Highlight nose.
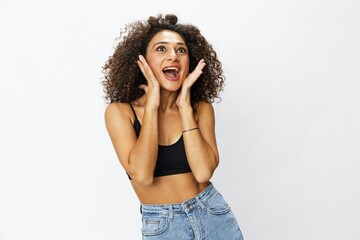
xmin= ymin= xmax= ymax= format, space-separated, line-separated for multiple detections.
xmin=167 ymin=49 xmax=178 ymax=62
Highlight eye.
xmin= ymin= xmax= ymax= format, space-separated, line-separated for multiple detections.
xmin=156 ymin=46 xmax=166 ymax=52
xmin=177 ymin=47 xmax=187 ymax=54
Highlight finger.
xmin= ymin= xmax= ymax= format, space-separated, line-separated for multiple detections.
xmin=184 ymin=59 xmax=206 ymax=87
xmin=192 ymin=59 xmax=206 ymax=76
xmin=137 ymin=60 xmax=146 ymax=78
xmin=137 ymin=56 xmax=148 ymax=79
xmin=137 ymin=55 xmax=157 ymax=85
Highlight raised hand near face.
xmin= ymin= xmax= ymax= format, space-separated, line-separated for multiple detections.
xmin=176 ymin=59 xmax=206 ymax=110
xmin=137 ymin=55 xmax=160 ymax=108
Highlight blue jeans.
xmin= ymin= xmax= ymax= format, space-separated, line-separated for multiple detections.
xmin=140 ymin=183 xmax=244 ymax=239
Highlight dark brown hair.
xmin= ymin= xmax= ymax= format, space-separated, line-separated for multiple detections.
xmin=102 ymin=14 xmax=225 ymax=106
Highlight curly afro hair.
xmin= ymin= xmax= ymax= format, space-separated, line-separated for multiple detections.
xmin=102 ymin=14 xmax=225 ymax=107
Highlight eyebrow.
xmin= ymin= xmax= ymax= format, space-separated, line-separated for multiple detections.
xmin=152 ymin=41 xmax=187 ymax=49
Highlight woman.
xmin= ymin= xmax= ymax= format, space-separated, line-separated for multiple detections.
xmin=102 ymin=14 xmax=244 ymax=239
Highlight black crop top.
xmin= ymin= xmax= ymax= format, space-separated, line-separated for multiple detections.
xmin=127 ymin=105 xmax=192 ymax=180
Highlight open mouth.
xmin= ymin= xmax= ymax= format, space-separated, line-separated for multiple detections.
xmin=162 ymin=67 xmax=179 ymax=79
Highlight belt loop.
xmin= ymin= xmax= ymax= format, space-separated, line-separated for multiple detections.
xmin=168 ymin=204 xmax=174 ymax=221
xmin=140 ymin=205 xmax=142 ymax=214
xmin=195 ymin=195 xmax=206 ymax=210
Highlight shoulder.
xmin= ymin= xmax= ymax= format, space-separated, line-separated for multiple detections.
xmin=194 ymin=101 xmax=215 ymax=121
xmin=105 ymin=102 xmax=134 ymax=127
xmin=195 ymin=101 xmax=214 ymax=114
xmin=105 ymin=102 xmax=130 ymax=116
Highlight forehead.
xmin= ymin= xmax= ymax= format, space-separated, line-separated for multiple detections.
xmin=148 ymin=30 xmax=186 ymax=46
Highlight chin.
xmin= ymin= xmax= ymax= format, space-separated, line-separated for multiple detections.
xmin=160 ymin=81 xmax=182 ymax=92
xmin=165 ymin=86 xmax=181 ymax=92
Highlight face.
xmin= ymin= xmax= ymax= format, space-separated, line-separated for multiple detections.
xmin=145 ymin=30 xmax=190 ymax=91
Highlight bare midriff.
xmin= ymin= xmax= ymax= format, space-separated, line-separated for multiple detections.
xmin=130 ymin=173 xmax=210 ymax=204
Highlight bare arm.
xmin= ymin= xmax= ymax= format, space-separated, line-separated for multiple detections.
xmin=180 ymin=102 xmax=219 ymax=183
xmin=104 ymin=103 xmax=158 ymax=186
xmin=105 ymin=55 xmax=160 ymax=186
xmin=176 ymin=59 xmax=219 ymax=183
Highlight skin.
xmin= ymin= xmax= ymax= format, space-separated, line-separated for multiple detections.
xmin=105 ymin=30 xmax=219 ymax=204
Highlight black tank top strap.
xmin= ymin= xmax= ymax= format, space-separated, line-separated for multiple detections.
xmin=129 ymin=103 xmax=138 ymax=120
xmin=130 ymin=103 xmax=141 ymax=137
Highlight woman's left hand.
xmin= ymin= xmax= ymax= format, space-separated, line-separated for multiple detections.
xmin=176 ymin=59 xmax=206 ymax=110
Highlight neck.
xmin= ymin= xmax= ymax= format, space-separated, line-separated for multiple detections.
xmin=159 ymin=89 xmax=179 ymax=112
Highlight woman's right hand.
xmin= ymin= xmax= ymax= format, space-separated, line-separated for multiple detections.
xmin=137 ymin=55 xmax=160 ymax=109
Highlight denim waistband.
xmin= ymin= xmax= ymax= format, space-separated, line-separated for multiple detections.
xmin=140 ymin=182 xmax=216 ymax=215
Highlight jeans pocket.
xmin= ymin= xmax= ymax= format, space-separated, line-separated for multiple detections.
xmin=204 ymin=191 xmax=231 ymax=215
xmin=141 ymin=215 xmax=169 ymax=237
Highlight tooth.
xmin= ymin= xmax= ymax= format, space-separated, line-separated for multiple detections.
xmin=164 ymin=67 xmax=178 ymax=71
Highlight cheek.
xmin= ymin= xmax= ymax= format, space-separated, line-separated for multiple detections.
xmin=146 ymin=57 xmax=159 ymax=72
xmin=146 ymin=55 xmax=155 ymax=66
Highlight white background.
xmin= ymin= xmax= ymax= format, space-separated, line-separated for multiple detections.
xmin=0 ymin=0 xmax=359 ymax=239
